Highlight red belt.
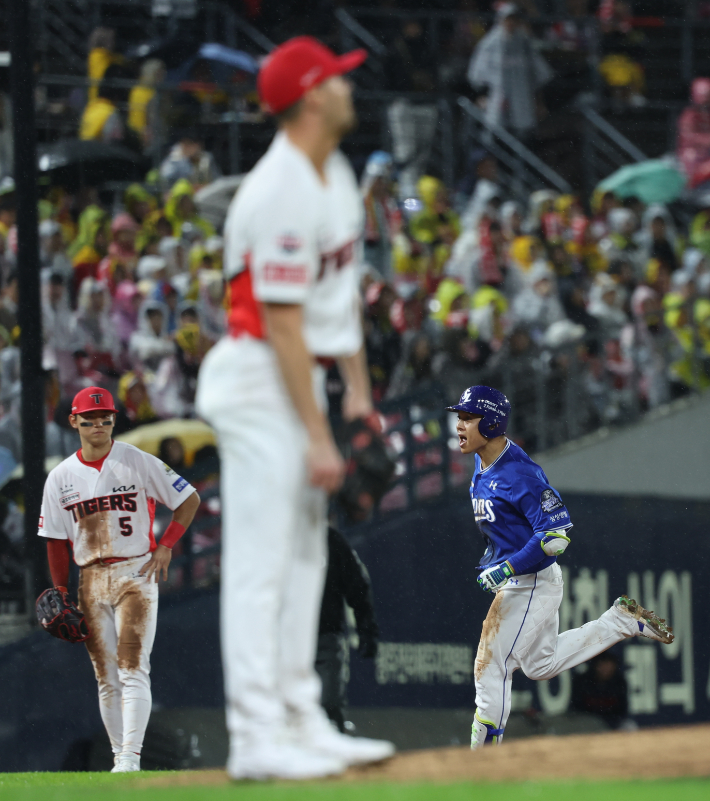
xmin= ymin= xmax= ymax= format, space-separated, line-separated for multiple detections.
xmin=315 ymin=356 xmax=336 ymax=370
xmin=83 ymin=554 xmax=146 ymax=567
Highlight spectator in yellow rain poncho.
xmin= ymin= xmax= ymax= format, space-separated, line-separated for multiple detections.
xmin=395 ymin=177 xmax=460 ymax=291
xmin=124 ymin=183 xmax=158 ymax=227
xmin=598 ymin=54 xmax=645 ymax=107
xmin=164 ymin=179 xmax=216 ymax=240
xmin=118 ymin=371 xmax=159 ymax=425
xmin=509 ymin=234 xmax=543 ymax=273
xmin=663 ymin=275 xmax=710 ymax=391
xmin=470 ymin=285 xmax=509 ymax=347
xmin=690 ymin=208 xmax=710 ymax=259
xmin=128 ymin=60 xmax=166 ymax=152
xmin=68 ymin=205 xmax=110 ymax=297
xmin=80 ymin=64 xmax=130 ymax=143
xmin=429 ymin=278 xmax=469 ymax=328
xmin=87 ymin=27 xmax=122 ymax=101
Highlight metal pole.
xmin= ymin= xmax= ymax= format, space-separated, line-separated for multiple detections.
xmin=565 ymin=346 xmax=578 ymax=441
xmin=681 ymin=3 xmax=696 ymax=86
xmin=440 ymin=98 xmax=455 ymax=193
xmin=535 ymin=363 xmax=548 ymax=452
xmin=9 ymin=0 xmax=47 ymax=611
xmin=404 ymin=407 xmax=415 ymax=509
xmin=582 ymin=108 xmax=595 ymax=209
xmin=229 ymin=112 xmax=241 ymax=175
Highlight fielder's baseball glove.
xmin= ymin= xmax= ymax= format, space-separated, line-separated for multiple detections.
xmin=36 ymin=587 xmax=91 ymax=643
xmin=336 ymin=414 xmax=396 ymax=523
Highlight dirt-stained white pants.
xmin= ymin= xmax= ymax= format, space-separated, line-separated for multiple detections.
xmin=473 ymin=563 xmax=639 ymax=741
xmin=196 ymin=336 xmax=328 ymax=745
xmin=78 ymin=553 xmax=158 ymax=756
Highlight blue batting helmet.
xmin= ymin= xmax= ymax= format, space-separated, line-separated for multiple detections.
xmin=445 ymin=385 xmax=511 ymax=438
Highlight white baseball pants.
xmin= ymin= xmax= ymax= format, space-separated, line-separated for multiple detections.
xmin=78 ymin=553 xmax=158 ymax=756
xmin=473 ymin=562 xmax=638 ymax=742
xmin=196 ymin=335 xmax=328 ymax=743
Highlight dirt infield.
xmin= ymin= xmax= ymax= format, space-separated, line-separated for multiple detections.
xmin=345 ymin=724 xmax=710 ymax=783
xmin=138 ymin=724 xmax=710 ymax=786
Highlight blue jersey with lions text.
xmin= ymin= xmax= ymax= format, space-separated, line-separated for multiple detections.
xmin=470 ymin=439 xmax=572 ymax=574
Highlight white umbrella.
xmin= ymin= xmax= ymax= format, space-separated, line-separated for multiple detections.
xmin=194 ymin=175 xmax=243 ymax=232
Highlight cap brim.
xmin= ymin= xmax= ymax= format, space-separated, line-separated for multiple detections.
xmin=73 ymin=407 xmax=118 ymax=415
xmin=336 ymin=49 xmax=368 ymax=75
xmin=445 ymin=404 xmax=466 ymax=412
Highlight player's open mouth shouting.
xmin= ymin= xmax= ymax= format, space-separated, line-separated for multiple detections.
xmin=455 ymin=411 xmax=486 ymax=455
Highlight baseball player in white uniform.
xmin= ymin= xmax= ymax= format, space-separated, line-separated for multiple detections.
xmin=196 ymin=36 xmax=394 ymax=780
xmin=38 ymin=386 xmax=200 ymax=772
xmin=447 ymin=385 xmax=675 ymax=750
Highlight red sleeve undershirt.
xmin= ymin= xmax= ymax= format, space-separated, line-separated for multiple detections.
xmin=47 ymin=538 xmax=71 ymax=589
xmin=47 ymin=447 xmax=110 ymax=588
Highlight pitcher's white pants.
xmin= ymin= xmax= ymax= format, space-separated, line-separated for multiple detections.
xmin=78 ymin=554 xmax=158 ymax=756
xmin=474 ymin=563 xmax=638 ymax=735
xmin=196 ymin=336 xmax=328 ymax=741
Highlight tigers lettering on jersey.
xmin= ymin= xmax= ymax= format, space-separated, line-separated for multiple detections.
xmin=64 ymin=492 xmax=138 ymax=522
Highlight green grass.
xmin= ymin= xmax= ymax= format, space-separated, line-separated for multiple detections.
xmin=0 ymin=774 xmax=709 ymax=801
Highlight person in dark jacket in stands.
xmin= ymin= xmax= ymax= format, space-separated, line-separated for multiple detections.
xmin=316 ymin=527 xmax=380 ymax=732
xmin=571 ymin=650 xmax=630 ymax=730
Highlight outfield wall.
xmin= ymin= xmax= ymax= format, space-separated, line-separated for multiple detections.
xmin=348 ymin=493 xmax=709 ymax=722
xmin=1 ymin=492 xmax=708 ymax=771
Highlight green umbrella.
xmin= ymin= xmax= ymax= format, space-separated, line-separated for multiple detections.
xmin=598 ymin=159 xmax=687 ymax=204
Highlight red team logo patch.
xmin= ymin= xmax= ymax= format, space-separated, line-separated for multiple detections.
xmin=263 ymin=263 xmax=308 ymax=284
xmin=38 ymin=516 xmax=43 ymax=528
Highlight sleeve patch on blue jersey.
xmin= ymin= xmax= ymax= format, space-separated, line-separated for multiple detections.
xmin=540 ymin=489 xmax=563 ymax=513
xmin=173 ymin=476 xmax=189 ymax=492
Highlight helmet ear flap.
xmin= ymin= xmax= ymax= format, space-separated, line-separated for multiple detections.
xmin=482 ymin=416 xmax=498 ymax=438
xmin=481 ymin=409 xmax=506 ymax=438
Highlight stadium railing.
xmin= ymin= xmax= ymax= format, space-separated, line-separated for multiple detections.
xmin=579 ymin=105 xmax=648 ymax=195
xmin=35 ymin=0 xmax=273 ymax=75
xmin=458 ymin=96 xmax=572 ymax=203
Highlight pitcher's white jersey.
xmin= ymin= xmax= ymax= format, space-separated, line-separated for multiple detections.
xmin=223 ymin=130 xmax=364 ymax=358
xmin=37 ymin=440 xmax=196 ymax=566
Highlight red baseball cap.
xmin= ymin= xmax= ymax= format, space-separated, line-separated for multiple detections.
xmin=71 ymin=387 xmax=118 ymax=416
xmin=258 ymin=36 xmax=367 ymax=115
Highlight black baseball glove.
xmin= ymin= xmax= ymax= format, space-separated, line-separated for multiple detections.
xmin=336 ymin=414 xmax=396 ymax=523
xmin=36 ymin=587 xmax=91 ymax=643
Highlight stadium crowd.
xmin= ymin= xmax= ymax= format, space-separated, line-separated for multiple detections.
xmin=0 ymin=140 xmax=707 ymax=463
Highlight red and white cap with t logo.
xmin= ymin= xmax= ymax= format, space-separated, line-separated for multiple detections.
xmin=71 ymin=386 xmax=118 ymax=415
xmin=258 ymin=36 xmax=367 ymax=115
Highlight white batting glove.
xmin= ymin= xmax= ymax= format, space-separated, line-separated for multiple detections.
xmin=477 ymin=561 xmax=515 ymax=593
